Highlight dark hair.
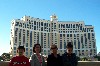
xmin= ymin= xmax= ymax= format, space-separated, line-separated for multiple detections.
xmin=66 ymin=42 xmax=73 ymax=49
xmin=33 ymin=44 xmax=41 ymax=53
xmin=17 ymin=46 xmax=25 ymax=52
xmin=50 ymin=44 xmax=57 ymax=50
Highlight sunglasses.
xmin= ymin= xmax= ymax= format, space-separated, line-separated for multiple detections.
xmin=68 ymin=50 xmax=72 ymax=51
xmin=51 ymin=47 xmax=57 ymax=49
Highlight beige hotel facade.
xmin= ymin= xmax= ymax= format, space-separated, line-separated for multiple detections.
xmin=10 ymin=14 xmax=97 ymax=58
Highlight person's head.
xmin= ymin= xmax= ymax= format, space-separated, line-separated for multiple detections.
xmin=33 ymin=44 xmax=41 ymax=53
xmin=66 ymin=42 xmax=73 ymax=54
xmin=17 ymin=46 xmax=25 ymax=56
xmin=50 ymin=44 xmax=58 ymax=54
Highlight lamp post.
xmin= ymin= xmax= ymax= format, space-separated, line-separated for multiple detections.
xmin=10 ymin=55 xmax=12 ymax=60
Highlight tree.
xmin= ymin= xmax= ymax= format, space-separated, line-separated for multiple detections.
xmin=0 ymin=56 xmax=4 ymax=61
xmin=94 ymin=55 xmax=100 ymax=61
xmin=1 ymin=53 xmax=10 ymax=61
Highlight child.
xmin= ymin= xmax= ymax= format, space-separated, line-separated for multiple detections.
xmin=62 ymin=42 xmax=78 ymax=66
xmin=9 ymin=46 xmax=30 ymax=66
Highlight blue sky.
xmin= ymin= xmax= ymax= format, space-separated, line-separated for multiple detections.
xmin=0 ymin=0 xmax=100 ymax=55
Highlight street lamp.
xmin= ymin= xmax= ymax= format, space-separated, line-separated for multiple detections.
xmin=10 ymin=55 xmax=12 ymax=60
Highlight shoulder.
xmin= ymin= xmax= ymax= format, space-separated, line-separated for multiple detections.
xmin=31 ymin=54 xmax=36 ymax=59
xmin=57 ymin=54 xmax=61 ymax=56
xmin=71 ymin=53 xmax=77 ymax=59
xmin=10 ymin=56 xmax=18 ymax=62
xmin=31 ymin=54 xmax=36 ymax=57
xmin=62 ymin=52 xmax=67 ymax=56
xmin=11 ymin=56 xmax=16 ymax=60
xmin=72 ymin=53 xmax=76 ymax=56
xmin=48 ymin=54 xmax=52 ymax=57
xmin=57 ymin=54 xmax=61 ymax=58
xmin=12 ymin=56 xmax=19 ymax=59
xmin=48 ymin=54 xmax=53 ymax=58
xmin=24 ymin=56 xmax=29 ymax=60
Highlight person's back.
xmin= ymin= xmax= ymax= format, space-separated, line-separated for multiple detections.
xmin=9 ymin=46 xmax=30 ymax=66
xmin=62 ymin=42 xmax=78 ymax=66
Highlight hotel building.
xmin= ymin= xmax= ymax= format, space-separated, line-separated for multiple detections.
xmin=10 ymin=14 xmax=97 ymax=58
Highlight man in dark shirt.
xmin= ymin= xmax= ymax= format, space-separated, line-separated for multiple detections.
xmin=62 ymin=42 xmax=78 ymax=66
xmin=47 ymin=44 xmax=62 ymax=66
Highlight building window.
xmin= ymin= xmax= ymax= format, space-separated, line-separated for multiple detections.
xmin=91 ymin=30 xmax=94 ymax=32
xmin=19 ymin=42 xmax=21 ymax=45
xmin=37 ymin=22 xmax=38 ymax=26
xmin=84 ymin=33 xmax=86 ymax=36
xmin=80 ymin=26 xmax=82 ymax=30
xmin=60 ymin=42 xmax=62 ymax=49
xmin=14 ymin=47 xmax=16 ymax=50
xmin=30 ymin=52 xmax=32 ymax=57
xmin=60 ymin=34 xmax=62 ymax=37
xmin=26 ymin=48 xmax=28 ymax=51
xmin=63 ymin=34 xmax=65 ymax=37
xmin=26 ymin=43 xmax=28 ymax=47
xmin=26 ymin=52 xmax=28 ymax=56
xmin=70 ymin=34 xmax=72 ymax=37
xmin=92 ymin=33 xmax=94 ymax=37
xmin=70 ymin=31 xmax=72 ymax=33
xmin=74 ymin=34 xmax=76 ymax=37
xmin=73 ymin=24 xmax=75 ymax=28
xmin=41 ymin=22 xmax=43 ymax=26
xmin=20 ymin=23 xmax=22 ymax=27
xmin=25 ymin=24 xmax=26 ymax=28
xmin=14 ymin=51 xmax=16 ymax=53
xmin=15 ymin=37 xmax=17 ymax=43
xmin=78 ymin=40 xmax=80 ymax=49
xmin=23 ymin=35 xmax=25 ymax=44
xmin=74 ymin=40 xmax=76 ymax=49
xmin=15 ymin=22 xmax=19 ymax=26
xmin=67 ymin=34 xmax=69 ymax=37
xmin=30 ymin=31 xmax=32 ymax=47
xmin=88 ymin=33 xmax=90 ymax=40
xmin=44 ymin=23 xmax=46 ymax=26
xmin=27 ymin=19 xmax=28 ymax=21
xmin=34 ymin=21 xmax=36 ymax=25
xmin=71 ymin=24 xmax=72 ymax=28
xmin=93 ymin=42 xmax=95 ymax=48
xmin=64 ymin=42 xmax=66 ymax=49
xmin=59 ymin=24 xmax=60 ymax=28
xmin=81 ymin=36 xmax=83 ymax=43
xmin=75 ymin=50 xmax=77 ymax=55
xmin=34 ymin=26 xmax=36 ymax=30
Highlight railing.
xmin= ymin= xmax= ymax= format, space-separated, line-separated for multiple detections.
xmin=0 ymin=61 xmax=100 ymax=66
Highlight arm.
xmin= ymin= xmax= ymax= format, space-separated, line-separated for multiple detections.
xmin=71 ymin=54 xmax=78 ymax=66
xmin=62 ymin=55 xmax=71 ymax=66
xmin=59 ymin=56 xmax=63 ymax=66
xmin=47 ymin=55 xmax=51 ymax=66
xmin=30 ymin=55 xmax=35 ymax=66
xmin=26 ymin=58 xmax=30 ymax=66
xmin=42 ymin=56 xmax=46 ymax=66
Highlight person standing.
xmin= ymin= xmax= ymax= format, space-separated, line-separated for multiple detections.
xmin=9 ymin=45 xmax=30 ymax=66
xmin=62 ymin=42 xmax=78 ymax=66
xmin=47 ymin=44 xmax=62 ymax=66
xmin=30 ymin=44 xmax=46 ymax=66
